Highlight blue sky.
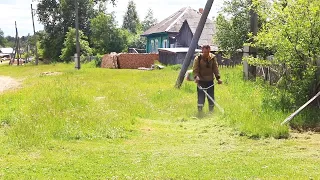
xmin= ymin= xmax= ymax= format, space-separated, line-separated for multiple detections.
xmin=0 ymin=0 xmax=224 ymax=37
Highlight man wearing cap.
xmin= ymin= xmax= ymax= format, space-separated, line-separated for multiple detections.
xmin=193 ymin=45 xmax=222 ymax=113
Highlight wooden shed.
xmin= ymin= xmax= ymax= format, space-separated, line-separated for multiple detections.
xmin=158 ymin=48 xmax=202 ymax=65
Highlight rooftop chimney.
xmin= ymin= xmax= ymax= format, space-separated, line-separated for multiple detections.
xmin=199 ymin=8 xmax=204 ymax=14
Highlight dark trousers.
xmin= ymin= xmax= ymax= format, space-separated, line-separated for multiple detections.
xmin=197 ymin=81 xmax=214 ymax=110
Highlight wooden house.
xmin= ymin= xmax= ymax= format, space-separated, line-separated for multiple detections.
xmin=141 ymin=7 xmax=217 ymax=54
xmin=0 ymin=48 xmax=14 ymax=59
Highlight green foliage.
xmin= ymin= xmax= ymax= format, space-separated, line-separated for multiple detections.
xmin=36 ymin=0 xmax=116 ymax=61
xmin=215 ymin=0 xmax=250 ymax=54
xmin=90 ymin=13 xmax=129 ymax=54
xmin=94 ymin=53 xmax=104 ymax=67
xmin=142 ymin=8 xmax=158 ymax=31
xmin=21 ymin=52 xmax=31 ymax=60
xmin=243 ymin=56 xmax=272 ymax=66
xmin=37 ymin=41 xmax=45 ymax=59
xmin=4 ymin=36 xmax=15 ymax=48
xmin=252 ymin=0 xmax=320 ymax=111
xmin=0 ymin=29 xmax=5 ymax=47
xmin=127 ymin=30 xmax=146 ymax=49
xmin=122 ymin=0 xmax=141 ymax=34
xmin=60 ymin=28 xmax=92 ymax=62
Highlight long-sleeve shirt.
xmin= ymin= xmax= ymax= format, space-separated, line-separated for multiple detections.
xmin=192 ymin=53 xmax=220 ymax=82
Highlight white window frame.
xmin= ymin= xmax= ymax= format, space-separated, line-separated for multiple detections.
xmin=163 ymin=39 xmax=168 ymax=48
xmin=155 ymin=39 xmax=159 ymax=52
xmin=151 ymin=40 xmax=155 ymax=52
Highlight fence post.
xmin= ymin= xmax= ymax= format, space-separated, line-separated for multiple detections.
xmin=243 ymin=46 xmax=249 ymax=80
xmin=74 ymin=54 xmax=79 ymax=69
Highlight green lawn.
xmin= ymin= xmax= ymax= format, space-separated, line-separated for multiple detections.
xmin=0 ymin=63 xmax=319 ymax=179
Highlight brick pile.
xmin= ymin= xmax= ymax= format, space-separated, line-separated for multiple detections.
xmin=101 ymin=53 xmax=118 ymax=69
xmin=101 ymin=53 xmax=159 ymax=69
xmin=117 ymin=53 xmax=158 ymax=69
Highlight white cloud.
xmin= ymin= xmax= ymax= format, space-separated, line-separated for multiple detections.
xmin=0 ymin=0 xmax=42 ymax=37
xmin=0 ymin=0 xmax=224 ymax=36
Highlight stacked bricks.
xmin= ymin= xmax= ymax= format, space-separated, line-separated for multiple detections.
xmin=101 ymin=52 xmax=118 ymax=69
xmin=117 ymin=53 xmax=158 ymax=69
xmin=101 ymin=53 xmax=159 ymax=69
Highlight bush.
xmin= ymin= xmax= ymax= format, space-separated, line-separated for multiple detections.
xmin=94 ymin=54 xmax=104 ymax=67
xmin=60 ymin=28 xmax=92 ymax=62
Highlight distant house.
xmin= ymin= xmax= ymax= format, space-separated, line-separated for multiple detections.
xmin=0 ymin=48 xmax=14 ymax=59
xmin=141 ymin=7 xmax=217 ymax=54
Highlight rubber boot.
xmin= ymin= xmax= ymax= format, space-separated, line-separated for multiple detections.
xmin=197 ymin=106 xmax=204 ymax=118
xmin=209 ymin=105 xmax=214 ymax=113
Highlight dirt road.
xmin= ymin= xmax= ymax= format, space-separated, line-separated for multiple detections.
xmin=0 ymin=76 xmax=20 ymax=93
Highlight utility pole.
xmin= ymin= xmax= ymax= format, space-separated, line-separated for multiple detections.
xmin=75 ymin=0 xmax=81 ymax=70
xmin=243 ymin=0 xmax=258 ymax=80
xmin=14 ymin=21 xmax=20 ymax=66
xmin=27 ymin=33 xmax=30 ymax=63
xmin=175 ymin=0 xmax=214 ymax=88
xmin=11 ymin=23 xmax=18 ymax=65
xmin=18 ymin=35 xmax=21 ymax=66
xmin=31 ymin=4 xmax=39 ymax=65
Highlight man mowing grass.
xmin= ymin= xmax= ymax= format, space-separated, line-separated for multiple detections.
xmin=193 ymin=45 xmax=222 ymax=113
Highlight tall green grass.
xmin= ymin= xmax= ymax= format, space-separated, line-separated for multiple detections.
xmin=0 ymin=63 xmax=290 ymax=148
xmin=218 ymin=67 xmax=289 ymax=138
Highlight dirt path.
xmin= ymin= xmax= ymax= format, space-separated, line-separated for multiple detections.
xmin=0 ymin=76 xmax=20 ymax=93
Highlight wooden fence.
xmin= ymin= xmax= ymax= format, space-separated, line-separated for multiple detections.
xmin=215 ymin=52 xmax=243 ymax=68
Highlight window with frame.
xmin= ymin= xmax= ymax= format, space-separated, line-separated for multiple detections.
xmin=151 ymin=40 xmax=155 ymax=52
xmin=155 ymin=39 xmax=159 ymax=52
xmin=163 ymin=39 xmax=168 ymax=48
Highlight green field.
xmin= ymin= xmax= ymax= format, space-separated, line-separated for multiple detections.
xmin=0 ymin=63 xmax=319 ymax=179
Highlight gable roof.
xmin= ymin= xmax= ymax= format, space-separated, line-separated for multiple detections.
xmin=142 ymin=7 xmax=216 ymax=46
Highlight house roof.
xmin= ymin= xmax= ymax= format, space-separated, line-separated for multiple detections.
xmin=0 ymin=48 xmax=14 ymax=54
xmin=142 ymin=7 xmax=216 ymax=46
xmin=158 ymin=47 xmax=202 ymax=53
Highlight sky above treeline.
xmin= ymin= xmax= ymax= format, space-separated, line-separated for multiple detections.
xmin=0 ymin=0 xmax=224 ymax=37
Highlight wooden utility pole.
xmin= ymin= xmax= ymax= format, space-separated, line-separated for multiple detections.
xmin=244 ymin=0 xmax=258 ymax=80
xmin=175 ymin=0 xmax=214 ymax=88
xmin=27 ymin=33 xmax=30 ymax=63
xmin=249 ymin=1 xmax=258 ymax=79
xmin=31 ymin=4 xmax=39 ymax=65
xmin=18 ymin=36 xmax=21 ymax=66
xmin=11 ymin=23 xmax=18 ymax=65
xmin=75 ymin=0 xmax=81 ymax=70
xmin=14 ymin=21 xmax=20 ymax=66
